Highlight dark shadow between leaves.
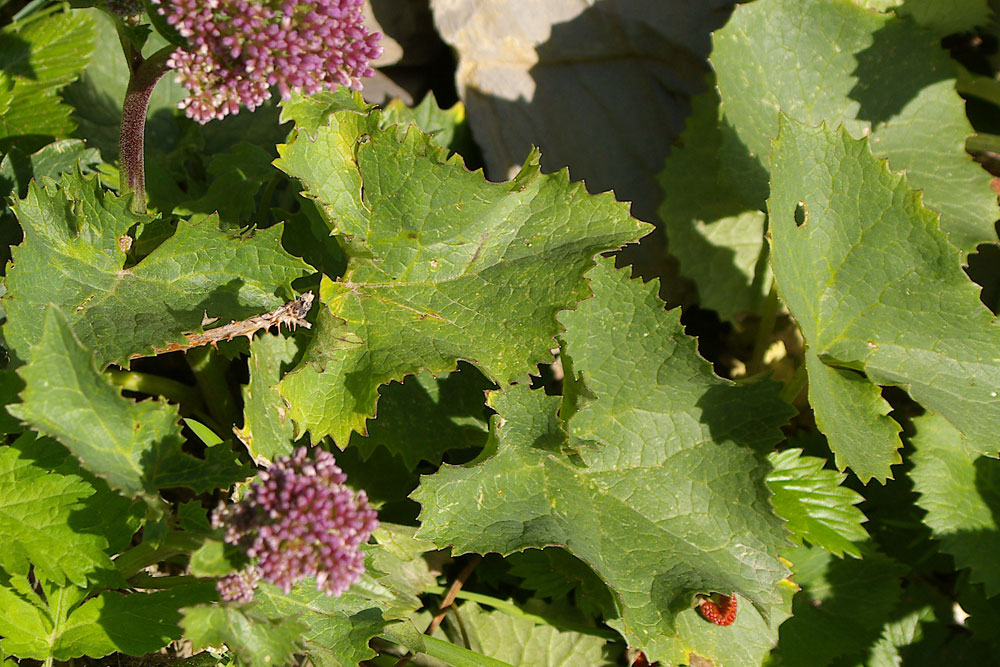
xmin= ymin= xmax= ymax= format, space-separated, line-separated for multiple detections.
xmin=349 ymin=361 xmax=495 ymax=468
xmin=849 ymin=19 xmax=952 ymax=125
xmin=0 ymin=33 xmax=36 ymax=80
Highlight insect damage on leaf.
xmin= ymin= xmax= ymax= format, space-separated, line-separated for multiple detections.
xmin=131 ymin=292 xmax=314 ymax=359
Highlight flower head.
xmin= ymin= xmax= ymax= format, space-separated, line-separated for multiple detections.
xmin=212 ymin=446 xmax=378 ymax=601
xmin=151 ymin=0 xmax=382 ymax=123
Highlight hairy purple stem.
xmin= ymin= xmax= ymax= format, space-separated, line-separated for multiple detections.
xmin=119 ymin=45 xmax=172 ymax=213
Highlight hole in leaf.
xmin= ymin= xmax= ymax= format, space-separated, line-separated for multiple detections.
xmin=794 ymin=200 xmax=807 ymax=227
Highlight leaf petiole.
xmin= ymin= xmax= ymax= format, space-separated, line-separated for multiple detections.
xmin=114 ymin=531 xmax=206 ymax=579
xmin=107 ymin=368 xmax=202 ymax=406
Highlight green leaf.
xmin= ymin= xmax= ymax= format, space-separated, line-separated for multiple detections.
xmin=896 ymin=0 xmax=993 ymax=36
xmin=414 ymin=260 xmax=793 ymax=663
xmin=774 ymin=545 xmax=905 ymax=666
xmin=249 ymin=582 xmax=387 ymax=667
xmin=189 ymin=538 xmax=241 ymax=578
xmin=7 ymin=431 xmax=143 ymax=554
xmin=275 ymin=91 xmax=648 ymax=444
xmin=831 ymin=596 xmax=938 ymax=667
xmin=0 ymin=12 xmax=97 ymax=148
xmin=766 ymin=448 xmax=869 ymax=558
xmin=712 ymin=0 xmax=998 ymax=255
xmin=184 ymin=418 xmax=224 ymax=447
xmin=433 ymin=601 xmax=614 ymax=667
xmin=767 ymin=119 xmax=1000 ymax=480
xmin=26 ymin=138 xmax=101 ymax=181
xmin=800 ymin=352 xmax=902 ymax=484
xmin=9 ymin=306 xmax=248 ymax=505
xmin=644 ymin=581 xmax=797 ymax=667
xmin=4 ymin=170 xmax=312 ymax=366
xmin=0 ymin=575 xmax=215 ymax=661
xmin=349 ymin=364 xmax=493 ymax=469
xmin=506 ymin=548 xmax=617 ymax=618
xmin=182 ymin=605 xmax=306 ymax=667
xmin=247 ymin=530 xmax=434 ymax=666
xmin=0 ymin=434 xmax=117 ymax=586
xmin=173 ymin=142 xmax=276 ymax=227
xmin=910 ymin=413 xmax=1000 ymax=596
xmin=235 ymin=332 xmax=303 ymax=465
xmin=658 ymin=83 xmax=770 ymax=323
xmin=381 ymin=91 xmax=476 ymax=158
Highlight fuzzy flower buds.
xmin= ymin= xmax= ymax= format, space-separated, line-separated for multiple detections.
xmin=151 ymin=0 xmax=383 ymax=123
xmin=212 ymin=447 xmax=378 ymax=602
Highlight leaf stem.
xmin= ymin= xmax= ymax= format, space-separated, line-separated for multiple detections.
xmin=418 ymin=635 xmax=515 ymax=667
xmin=421 ymin=585 xmax=620 ymax=640
xmin=114 ymin=531 xmax=205 ymax=579
xmin=425 ymin=555 xmax=481 ymax=636
xmin=747 ymin=284 xmax=779 ymax=376
xmin=127 ymin=573 xmax=200 ymax=589
xmin=107 ymin=368 xmax=202 ymax=405
xmin=955 ymin=63 xmax=1000 ymax=108
xmin=11 ymin=0 xmax=57 ymax=23
xmin=187 ymin=347 xmax=240 ymax=430
xmin=118 ymin=43 xmax=173 ymax=214
xmin=779 ymin=363 xmax=808 ymax=404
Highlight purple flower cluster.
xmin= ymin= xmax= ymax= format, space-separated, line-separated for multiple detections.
xmin=211 ymin=447 xmax=378 ymax=601
xmin=216 ymin=567 xmax=260 ymax=603
xmin=151 ymin=0 xmax=382 ymax=123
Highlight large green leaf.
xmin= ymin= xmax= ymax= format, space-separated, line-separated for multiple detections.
xmin=274 ymin=91 xmax=648 ymax=445
xmin=381 ymin=91 xmax=476 ymax=159
xmin=767 ymin=119 xmax=1000 ymax=481
xmin=774 ymin=545 xmax=905 ymax=666
xmin=181 ymin=605 xmax=306 ymax=667
xmin=6 ymin=431 xmax=142 ymax=554
xmin=9 ymin=306 xmax=248 ymax=505
xmin=910 ymin=413 xmax=1000 ymax=596
xmin=0 ymin=576 xmax=214 ymax=661
xmin=766 ymin=448 xmax=869 ymax=558
xmin=414 ymin=260 xmax=793 ymax=664
xmin=0 ymin=435 xmax=116 ymax=586
xmin=235 ymin=332 xmax=303 ymax=465
xmin=225 ymin=533 xmax=433 ymax=667
xmin=712 ymin=0 xmax=998 ymax=255
xmin=3 ymin=170 xmax=312 ymax=366
xmin=896 ymin=0 xmax=993 ymax=36
xmin=432 ymin=601 xmax=614 ymax=667
xmin=0 ymin=12 xmax=97 ymax=148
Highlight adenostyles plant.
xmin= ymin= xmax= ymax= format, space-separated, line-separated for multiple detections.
xmin=212 ymin=447 xmax=378 ymax=600
xmin=0 ymin=0 xmax=998 ymax=665
xmin=151 ymin=0 xmax=383 ymax=122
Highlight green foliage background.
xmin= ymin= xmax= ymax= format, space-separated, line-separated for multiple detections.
xmin=1 ymin=0 xmax=999 ymax=666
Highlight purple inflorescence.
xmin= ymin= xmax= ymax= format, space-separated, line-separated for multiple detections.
xmin=211 ymin=447 xmax=378 ymax=600
xmin=216 ymin=567 xmax=261 ymax=603
xmin=150 ymin=0 xmax=382 ymax=123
